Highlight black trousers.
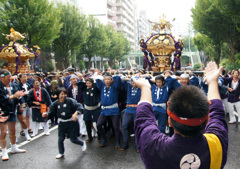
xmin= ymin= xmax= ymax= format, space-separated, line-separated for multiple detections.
xmin=85 ymin=121 xmax=101 ymax=140
xmin=97 ymin=115 xmax=120 ymax=143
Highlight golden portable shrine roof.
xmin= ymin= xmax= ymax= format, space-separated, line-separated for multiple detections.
xmin=146 ymin=34 xmax=176 ymax=56
xmin=0 ymin=42 xmax=35 ymax=61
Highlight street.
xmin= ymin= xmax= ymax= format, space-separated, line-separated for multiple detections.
xmin=0 ymin=117 xmax=239 ymax=169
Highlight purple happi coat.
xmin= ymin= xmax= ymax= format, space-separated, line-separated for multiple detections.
xmin=67 ymin=85 xmax=83 ymax=104
xmin=134 ymin=99 xmax=228 ymax=169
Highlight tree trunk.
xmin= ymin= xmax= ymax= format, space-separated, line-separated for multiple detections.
xmin=230 ymin=44 xmax=235 ymax=63
xmin=87 ymin=56 xmax=92 ymax=69
xmin=28 ymin=34 xmax=31 ymax=46
xmin=62 ymin=55 xmax=68 ymax=69
xmin=227 ymin=37 xmax=236 ymax=63
xmin=101 ymin=57 xmax=103 ymax=71
xmin=216 ymin=49 xmax=221 ymax=67
xmin=109 ymin=58 xmax=114 ymax=68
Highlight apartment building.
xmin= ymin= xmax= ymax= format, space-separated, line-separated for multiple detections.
xmin=56 ymin=0 xmax=154 ymax=52
xmin=115 ymin=0 xmax=136 ymax=50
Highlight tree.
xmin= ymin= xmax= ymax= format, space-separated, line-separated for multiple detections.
xmin=193 ymin=63 xmax=201 ymax=70
xmin=192 ymin=0 xmax=240 ymax=63
xmin=217 ymin=0 xmax=240 ymax=32
xmin=193 ymin=33 xmax=230 ymax=66
xmin=182 ymin=36 xmax=197 ymax=52
xmin=104 ymin=26 xmax=131 ymax=67
xmin=52 ymin=2 xmax=89 ymax=69
xmin=80 ymin=16 xmax=109 ymax=69
xmin=0 ymin=0 xmax=63 ymax=71
xmin=0 ymin=0 xmax=62 ymax=48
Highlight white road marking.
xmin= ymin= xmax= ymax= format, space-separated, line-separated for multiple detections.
xmin=0 ymin=125 xmax=58 ymax=156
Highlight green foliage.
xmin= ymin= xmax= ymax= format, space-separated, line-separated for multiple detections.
xmin=0 ymin=0 xmax=62 ymax=48
xmin=216 ymin=0 xmax=240 ymax=32
xmin=104 ymin=63 xmax=110 ymax=70
xmin=182 ymin=36 xmax=197 ymax=52
xmin=81 ymin=16 xmax=109 ymax=69
xmin=103 ymin=26 xmax=131 ymax=67
xmin=220 ymin=58 xmax=240 ymax=71
xmin=193 ymin=33 xmax=231 ymax=65
xmin=112 ymin=64 xmax=120 ymax=70
xmin=0 ymin=0 xmax=132 ymax=71
xmin=46 ymin=60 xmax=54 ymax=72
xmin=78 ymin=60 xmax=85 ymax=71
xmin=192 ymin=0 xmax=240 ymax=63
xmin=193 ymin=33 xmax=220 ymax=63
xmin=193 ymin=63 xmax=201 ymax=70
xmin=52 ymin=2 xmax=88 ymax=68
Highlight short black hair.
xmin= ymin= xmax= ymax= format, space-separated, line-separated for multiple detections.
xmin=232 ymin=70 xmax=239 ymax=75
xmin=155 ymin=75 xmax=165 ymax=82
xmin=85 ymin=78 xmax=94 ymax=84
xmin=169 ymin=86 xmax=209 ymax=136
xmin=56 ymin=87 xmax=67 ymax=97
xmin=103 ymin=72 xmax=112 ymax=78
xmin=222 ymin=68 xmax=226 ymax=76
xmin=32 ymin=79 xmax=39 ymax=85
xmin=18 ymin=73 xmax=26 ymax=78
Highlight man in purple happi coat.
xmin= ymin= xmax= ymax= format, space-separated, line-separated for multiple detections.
xmin=133 ymin=62 xmax=228 ymax=169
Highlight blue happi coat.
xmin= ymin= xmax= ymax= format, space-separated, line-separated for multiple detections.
xmin=96 ymin=76 xmax=121 ymax=116
xmin=122 ymin=81 xmax=141 ymax=114
xmin=151 ymin=84 xmax=169 ymax=113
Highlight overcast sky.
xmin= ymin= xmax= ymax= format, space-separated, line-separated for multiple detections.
xmin=137 ymin=0 xmax=196 ymax=25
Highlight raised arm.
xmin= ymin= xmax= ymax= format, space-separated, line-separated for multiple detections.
xmin=132 ymin=78 xmax=152 ymax=105
xmin=204 ymin=62 xmax=228 ymax=167
xmin=205 ymin=62 xmax=223 ymax=100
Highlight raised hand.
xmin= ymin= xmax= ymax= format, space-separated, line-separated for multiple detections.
xmin=132 ymin=77 xmax=151 ymax=89
xmin=205 ymin=61 xmax=223 ymax=100
xmin=205 ymin=61 xmax=223 ymax=85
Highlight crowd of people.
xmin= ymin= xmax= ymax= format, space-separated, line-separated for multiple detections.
xmin=0 ymin=64 xmax=231 ymax=167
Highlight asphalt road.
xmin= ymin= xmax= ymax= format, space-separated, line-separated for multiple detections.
xmin=0 ymin=117 xmax=239 ymax=169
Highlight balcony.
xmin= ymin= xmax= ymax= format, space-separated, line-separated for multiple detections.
xmin=107 ymin=8 xmax=116 ymax=17
xmin=116 ymin=17 xmax=123 ymax=23
xmin=108 ymin=19 xmax=116 ymax=24
xmin=116 ymin=9 xmax=128 ymax=18
xmin=122 ymin=0 xmax=133 ymax=11
xmin=116 ymin=1 xmax=133 ymax=18
xmin=107 ymin=0 xmax=115 ymax=6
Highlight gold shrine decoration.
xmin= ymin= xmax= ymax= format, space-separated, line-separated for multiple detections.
xmin=33 ymin=45 xmax=41 ymax=55
xmin=2 ymin=28 xmax=25 ymax=42
xmin=146 ymin=34 xmax=176 ymax=56
xmin=148 ymin=14 xmax=175 ymax=33
xmin=0 ymin=43 xmax=35 ymax=61
xmin=140 ymin=14 xmax=183 ymax=72
xmin=0 ymin=28 xmax=40 ymax=74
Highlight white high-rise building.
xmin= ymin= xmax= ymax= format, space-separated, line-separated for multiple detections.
xmin=76 ymin=0 xmax=118 ymax=30
xmin=115 ymin=0 xmax=136 ymax=51
xmin=172 ymin=21 xmax=190 ymax=39
xmin=71 ymin=0 xmax=137 ymax=50
xmin=53 ymin=0 xmax=152 ymax=52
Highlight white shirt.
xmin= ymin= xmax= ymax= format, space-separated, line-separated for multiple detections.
xmin=23 ymin=83 xmax=28 ymax=92
xmin=6 ymin=87 xmax=12 ymax=95
xmin=232 ymin=80 xmax=238 ymax=90
xmin=73 ymin=87 xmax=77 ymax=99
